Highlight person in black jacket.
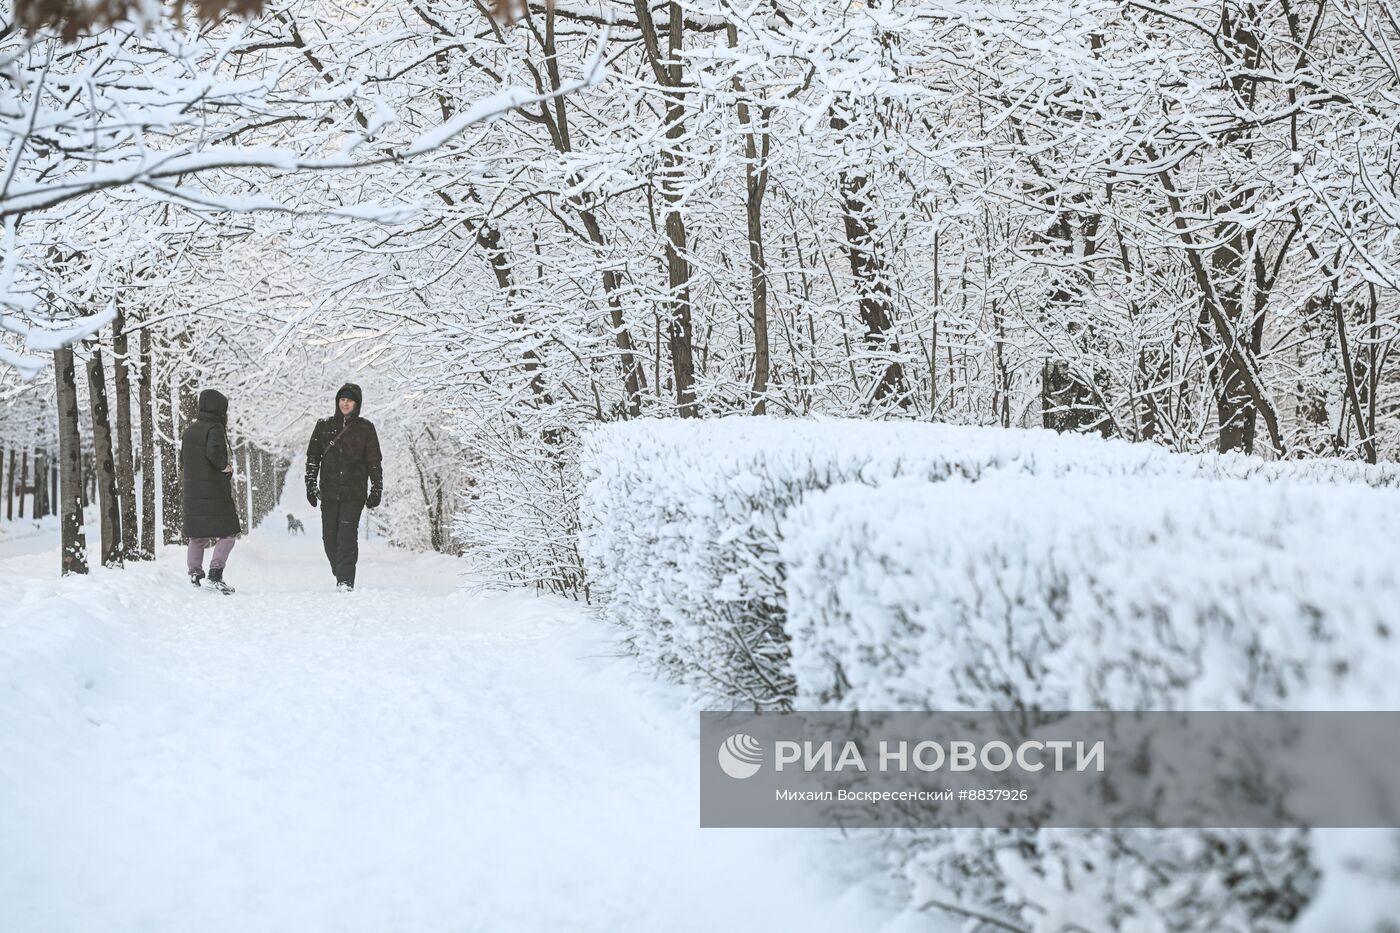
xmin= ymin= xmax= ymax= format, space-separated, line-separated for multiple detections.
xmin=182 ymin=389 xmax=242 ymax=593
xmin=305 ymin=383 xmax=383 ymax=591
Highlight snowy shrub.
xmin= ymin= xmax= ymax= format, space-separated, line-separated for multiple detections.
xmin=780 ymin=475 xmax=1400 ymax=710
xmin=578 ymin=417 xmax=1159 ymax=707
xmin=578 ymin=415 xmax=1398 ymax=708
xmin=779 ymin=475 xmax=1400 ymax=933
xmin=456 ymin=421 xmax=587 ymax=597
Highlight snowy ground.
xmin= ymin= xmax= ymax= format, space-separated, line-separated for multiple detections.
xmin=0 ymin=496 xmax=906 ymax=932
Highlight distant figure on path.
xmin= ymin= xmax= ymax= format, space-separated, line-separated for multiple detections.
xmin=305 ymin=383 xmax=383 ymax=591
xmin=181 ymin=389 xmax=242 ymax=594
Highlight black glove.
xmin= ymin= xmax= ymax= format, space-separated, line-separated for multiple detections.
xmin=307 ymin=487 xmax=318 ymax=508
xmin=366 ymin=490 xmax=381 ymax=510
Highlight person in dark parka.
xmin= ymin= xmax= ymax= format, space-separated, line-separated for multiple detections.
xmin=305 ymin=383 xmax=383 ymax=591
xmin=181 ymin=389 xmax=242 ymax=591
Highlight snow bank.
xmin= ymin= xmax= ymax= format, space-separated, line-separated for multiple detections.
xmin=0 ymin=594 xmax=137 ymax=788
xmin=781 ymin=474 xmax=1400 ymax=710
xmin=578 ymin=416 xmax=1398 ymax=707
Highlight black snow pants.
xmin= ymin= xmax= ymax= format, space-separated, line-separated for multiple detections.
xmin=320 ymin=498 xmax=365 ymax=586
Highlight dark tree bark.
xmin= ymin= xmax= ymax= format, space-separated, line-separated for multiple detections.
xmin=4 ymin=447 xmax=13 ymax=520
xmin=85 ymin=345 xmax=124 ymax=567
xmin=17 ymin=450 xmax=27 ymax=519
xmin=235 ymin=441 xmax=250 ymax=530
xmin=474 ymin=221 xmax=550 ymax=405
xmin=1041 ymin=360 xmax=1110 ymax=436
xmin=830 ymin=104 xmax=909 ymax=409
xmin=111 ymin=309 xmax=141 ymax=559
xmin=36 ymin=451 xmax=51 ymax=518
xmin=137 ymin=326 xmax=157 ymax=558
xmin=726 ymin=22 xmax=773 ymax=414
xmin=634 ymin=0 xmax=699 ymax=417
xmin=410 ymin=439 xmax=443 ymax=553
xmin=54 ymin=347 xmax=89 ymax=575
xmin=255 ymin=448 xmax=275 ymax=527
xmin=176 ymin=375 xmax=196 ymax=544
xmin=158 ymin=361 xmax=181 ymax=545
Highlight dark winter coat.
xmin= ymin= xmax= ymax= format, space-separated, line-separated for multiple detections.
xmin=181 ymin=390 xmax=243 ymax=540
xmin=305 ymin=383 xmax=383 ymax=503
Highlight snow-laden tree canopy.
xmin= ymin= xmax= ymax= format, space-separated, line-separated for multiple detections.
xmin=3 ymin=0 xmax=1399 ymax=568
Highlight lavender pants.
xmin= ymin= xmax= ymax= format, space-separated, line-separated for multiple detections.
xmin=187 ymin=536 xmax=236 ymax=575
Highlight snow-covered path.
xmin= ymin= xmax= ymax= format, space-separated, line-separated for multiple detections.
xmin=0 ymin=503 xmax=898 ymax=932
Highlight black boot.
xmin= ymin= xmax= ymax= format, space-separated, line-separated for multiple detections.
xmin=207 ymin=567 xmax=236 ymax=595
xmin=190 ymin=570 xmax=204 ymax=588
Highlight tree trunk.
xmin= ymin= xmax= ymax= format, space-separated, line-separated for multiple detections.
xmin=257 ymin=448 xmax=275 ymax=527
xmin=111 ymin=309 xmax=141 ymax=559
xmin=514 ymin=4 xmax=645 ymax=417
xmin=137 ymin=326 xmax=156 ymax=558
xmin=633 ymin=0 xmax=699 ymax=417
xmin=726 ymin=22 xmax=772 ymax=414
xmin=34 ymin=451 xmax=50 ymax=519
xmin=54 ymin=347 xmax=89 ymax=575
xmin=4 ymin=447 xmax=13 ymax=520
xmin=580 ymin=211 xmax=647 ymax=416
xmin=255 ymin=448 xmax=268 ymax=527
xmin=830 ymin=105 xmax=908 ymax=408
xmin=86 ymin=345 xmax=124 ymax=567
xmin=17 ymin=450 xmax=27 ymax=519
xmin=159 ymin=358 xmax=181 ymax=544
xmin=235 ymin=442 xmax=250 ymax=531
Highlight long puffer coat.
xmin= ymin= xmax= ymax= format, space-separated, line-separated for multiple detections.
xmin=181 ymin=389 xmax=243 ymax=540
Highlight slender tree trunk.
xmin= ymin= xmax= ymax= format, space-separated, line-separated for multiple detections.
xmin=830 ymin=105 xmax=908 ymax=408
xmin=511 ymin=7 xmax=645 ymax=417
xmin=4 ymin=447 xmax=13 ymax=520
xmin=251 ymin=448 xmax=265 ymax=527
xmin=158 ymin=363 xmax=181 ymax=545
xmin=726 ymin=22 xmax=772 ymax=414
xmin=579 ymin=211 xmax=647 ymax=416
xmin=410 ymin=440 xmax=442 ymax=553
xmin=54 ymin=347 xmax=89 ymax=575
xmin=111 ymin=309 xmax=140 ymax=558
xmin=86 ymin=345 xmax=124 ymax=567
xmin=252 ymin=447 xmax=266 ymax=527
xmin=137 ymin=326 xmax=156 ymax=558
xmin=17 ymin=451 xmax=28 ymax=519
xmin=475 ymin=221 xmax=550 ymax=404
xmin=35 ymin=451 xmax=50 ymax=519
xmin=235 ymin=442 xmax=250 ymax=531
xmin=634 ymin=0 xmax=699 ymax=417
xmin=177 ymin=377 xmax=196 ymax=546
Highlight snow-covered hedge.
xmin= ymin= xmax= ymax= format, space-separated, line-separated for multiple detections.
xmin=781 ymin=474 xmax=1400 ymax=711
xmin=778 ymin=475 xmax=1400 ymax=933
xmin=579 ymin=418 xmax=1151 ymax=705
xmin=578 ymin=416 xmax=1399 ymax=708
